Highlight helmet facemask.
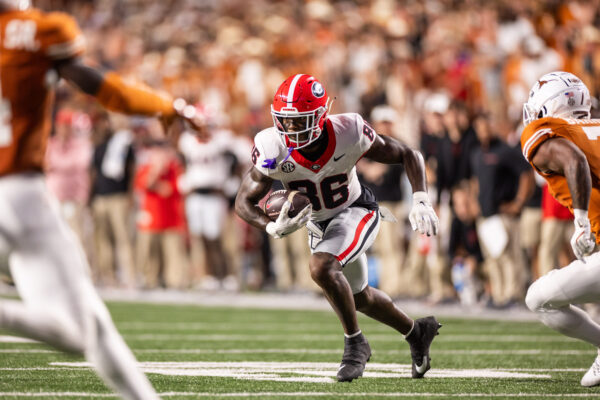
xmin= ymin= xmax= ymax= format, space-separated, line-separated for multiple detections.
xmin=271 ymin=98 xmax=331 ymax=149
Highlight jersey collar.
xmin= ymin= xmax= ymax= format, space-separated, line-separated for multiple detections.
xmin=290 ymin=119 xmax=336 ymax=173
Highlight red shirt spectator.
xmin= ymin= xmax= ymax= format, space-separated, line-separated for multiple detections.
xmin=134 ymin=146 xmax=185 ymax=231
xmin=542 ymin=184 xmax=573 ymax=221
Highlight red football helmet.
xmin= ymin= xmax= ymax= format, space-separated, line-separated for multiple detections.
xmin=271 ymin=74 xmax=331 ymax=149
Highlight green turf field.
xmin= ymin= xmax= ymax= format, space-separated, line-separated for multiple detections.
xmin=1 ymin=301 xmax=600 ymax=399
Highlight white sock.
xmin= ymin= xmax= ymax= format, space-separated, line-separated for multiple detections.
xmin=344 ymin=330 xmax=362 ymax=339
xmin=404 ymin=320 xmax=416 ymax=338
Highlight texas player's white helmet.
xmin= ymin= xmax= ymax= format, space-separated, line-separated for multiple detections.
xmin=523 ymin=71 xmax=591 ymax=126
xmin=0 ymin=0 xmax=30 ymax=9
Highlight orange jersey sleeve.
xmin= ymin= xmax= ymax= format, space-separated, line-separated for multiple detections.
xmin=521 ymin=117 xmax=600 ymax=242
xmin=0 ymin=9 xmax=85 ymax=176
xmin=38 ymin=11 xmax=85 ymax=60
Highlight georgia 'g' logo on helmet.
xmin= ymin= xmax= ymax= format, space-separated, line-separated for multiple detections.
xmin=311 ymin=82 xmax=325 ymax=98
xmin=523 ymin=71 xmax=591 ymax=126
xmin=271 ymin=74 xmax=332 ymax=150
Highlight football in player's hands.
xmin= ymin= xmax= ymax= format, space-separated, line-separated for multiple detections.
xmin=264 ymin=190 xmax=311 ymax=221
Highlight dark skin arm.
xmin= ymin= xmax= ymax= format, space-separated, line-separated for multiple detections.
xmin=55 ymin=57 xmax=104 ymax=95
xmin=234 ymin=167 xmax=274 ymax=230
xmin=363 ymin=134 xmax=427 ymax=193
xmin=531 ymin=137 xmax=591 ymax=211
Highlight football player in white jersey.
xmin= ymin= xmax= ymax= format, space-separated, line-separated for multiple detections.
xmin=235 ymin=74 xmax=441 ymax=382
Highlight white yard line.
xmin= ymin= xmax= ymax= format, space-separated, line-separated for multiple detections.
xmin=0 ymin=336 xmax=38 ymax=343
xmin=120 ymin=333 xmax=575 ymax=343
xmin=0 ymin=392 xmax=597 ymax=398
xmin=46 ymin=361 xmax=554 ymax=381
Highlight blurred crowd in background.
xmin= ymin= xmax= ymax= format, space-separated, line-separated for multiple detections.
xmin=29 ymin=0 xmax=600 ymax=308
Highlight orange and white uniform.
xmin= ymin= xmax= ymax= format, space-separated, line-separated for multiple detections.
xmin=0 ymin=8 xmax=160 ymax=399
xmin=0 ymin=9 xmax=84 ymax=176
xmin=521 ymin=117 xmax=600 ymax=242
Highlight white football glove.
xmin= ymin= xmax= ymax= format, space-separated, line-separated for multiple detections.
xmin=409 ymin=191 xmax=439 ymax=236
xmin=265 ymin=201 xmax=312 ymax=239
xmin=571 ymin=209 xmax=596 ymax=262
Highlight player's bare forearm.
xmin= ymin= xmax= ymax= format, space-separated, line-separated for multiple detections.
xmin=364 ymin=134 xmax=427 ymax=192
xmin=532 ymin=137 xmax=591 ymax=210
xmin=234 ymin=167 xmax=274 ymax=230
xmin=55 ymin=58 xmax=103 ymax=95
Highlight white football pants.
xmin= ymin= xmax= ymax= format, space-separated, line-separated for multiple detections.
xmin=0 ymin=173 xmax=159 ymax=400
xmin=309 ymin=207 xmax=380 ymax=294
xmin=526 ymin=250 xmax=600 ymax=347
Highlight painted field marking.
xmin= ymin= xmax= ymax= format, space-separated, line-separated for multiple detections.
xmin=121 ymin=333 xmax=575 ymax=343
xmin=0 ymin=336 xmax=38 ymax=343
xmin=0 ymin=392 xmax=598 ymax=398
xmin=49 ymin=361 xmax=553 ymax=383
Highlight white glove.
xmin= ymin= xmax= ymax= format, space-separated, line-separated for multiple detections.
xmin=571 ymin=209 xmax=596 ymax=262
xmin=265 ymin=201 xmax=312 ymax=239
xmin=409 ymin=191 xmax=439 ymax=236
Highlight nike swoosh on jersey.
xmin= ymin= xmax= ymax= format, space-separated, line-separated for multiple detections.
xmin=333 ymin=154 xmax=345 ymax=161
xmin=414 ymin=356 xmax=428 ymax=374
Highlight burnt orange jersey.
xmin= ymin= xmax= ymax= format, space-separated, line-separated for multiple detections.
xmin=521 ymin=117 xmax=600 ymax=242
xmin=0 ymin=8 xmax=84 ymax=176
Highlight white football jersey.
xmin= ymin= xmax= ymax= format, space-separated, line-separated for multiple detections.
xmin=178 ymin=129 xmax=236 ymax=192
xmin=252 ymin=113 xmax=378 ymax=221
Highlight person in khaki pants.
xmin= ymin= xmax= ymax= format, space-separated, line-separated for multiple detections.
xmin=356 ymin=106 xmax=406 ymax=297
xmin=471 ymin=113 xmax=534 ymax=307
xmin=134 ymin=139 xmax=188 ymax=289
xmin=90 ymin=118 xmax=136 ymax=288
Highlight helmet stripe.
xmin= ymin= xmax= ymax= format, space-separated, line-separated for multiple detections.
xmin=286 ymin=74 xmax=305 ymax=107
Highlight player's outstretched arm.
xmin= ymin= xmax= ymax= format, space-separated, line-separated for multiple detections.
xmin=364 ymin=134 xmax=438 ymax=236
xmin=235 ymin=167 xmax=275 ymax=231
xmin=532 ymin=137 xmax=595 ymax=260
xmin=55 ymin=58 xmax=206 ymax=138
xmin=55 ymin=58 xmax=175 ymax=118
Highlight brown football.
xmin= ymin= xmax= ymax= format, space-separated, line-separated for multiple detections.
xmin=263 ymin=190 xmax=311 ymax=221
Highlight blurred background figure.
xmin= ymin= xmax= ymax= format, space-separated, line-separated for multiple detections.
xmin=537 ymin=184 xmax=575 ymax=278
xmin=357 ymin=105 xmax=406 ymax=297
xmin=90 ymin=113 xmax=136 ymax=288
xmin=177 ymin=107 xmax=241 ymax=291
xmin=449 ymin=183 xmax=484 ymax=306
xmin=471 ymin=113 xmax=534 ymax=307
xmin=134 ymin=121 xmax=188 ymax=289
xmin=45 ymin=109 xmax=93 ymax=261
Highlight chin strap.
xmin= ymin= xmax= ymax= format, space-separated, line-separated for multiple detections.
xmin=278 ymin=146 xmax=295 ymax=166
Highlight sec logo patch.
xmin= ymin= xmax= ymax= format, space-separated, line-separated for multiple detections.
xmin=281 ymin=161 xmax=295 ymax=173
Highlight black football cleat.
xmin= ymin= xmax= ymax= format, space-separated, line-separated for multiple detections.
xmin=336 ymin=333 xmax=371 ymax=382
xmin=405 ymin=316 xmax=442 ymax=379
